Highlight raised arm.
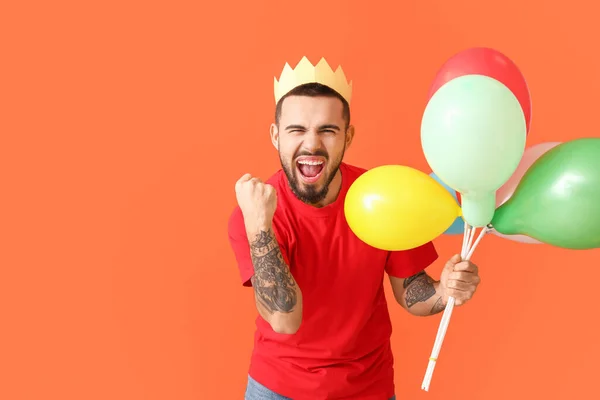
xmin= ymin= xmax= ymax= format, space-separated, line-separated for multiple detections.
xmin=233 ymin=173 xmax=302 ymax=334
xmin=246 ymin=224 xmax=302 ymax=334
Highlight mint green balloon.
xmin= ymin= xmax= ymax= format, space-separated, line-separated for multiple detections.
xmin=492 ymin=138 xmax=600 ymax=249
xmin=421 ymin=74 xmax=527 ymax=227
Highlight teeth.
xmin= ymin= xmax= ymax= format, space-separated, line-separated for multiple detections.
xmin=298 ymin=160 xmax=324 ymax=166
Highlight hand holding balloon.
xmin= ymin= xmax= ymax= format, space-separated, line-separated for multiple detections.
xmin=420 ymin=47 xmax=532 ymax=393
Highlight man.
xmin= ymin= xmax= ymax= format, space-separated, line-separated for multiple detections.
xmin=227 ymin=57 xmax=481 ymax=400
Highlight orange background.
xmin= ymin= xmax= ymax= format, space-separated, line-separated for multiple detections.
xmin=2 ymin=0 xmax=600 ymax=399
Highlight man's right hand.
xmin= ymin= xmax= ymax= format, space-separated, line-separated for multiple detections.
xmin=235 ymin=173 xmax=277 ymax=231
xmin=234 ymin=173 xmax=302 ymax=334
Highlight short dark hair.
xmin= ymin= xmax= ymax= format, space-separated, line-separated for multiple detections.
xmin=275 ymin=83 xmax=350 ymax=127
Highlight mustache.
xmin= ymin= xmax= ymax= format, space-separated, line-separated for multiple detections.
xmin=294 ymin=150 xmax=329 ymax=159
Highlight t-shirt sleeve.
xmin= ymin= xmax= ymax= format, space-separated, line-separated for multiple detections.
xmin=227 ymin=207 xmax=290 ymax=287
xmin=385 ymin=241 xmax=439 ymax=278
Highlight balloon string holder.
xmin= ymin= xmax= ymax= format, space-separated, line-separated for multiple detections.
xmin=421 ymin=222 xmax=489 ymax=392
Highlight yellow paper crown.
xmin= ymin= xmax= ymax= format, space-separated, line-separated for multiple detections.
xmin=274 ymin=56 xmax=353 ymax=104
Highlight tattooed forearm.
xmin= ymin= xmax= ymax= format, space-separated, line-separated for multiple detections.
xmin=394 ymin=271 xmax=446 ymax=316
xmin=404 ymin=271 xmax=436 ymax=308
xmin=430 ymin=297 xmax=446 ymax=314
xmin=249 ymin=229 xmax=297 ymax=314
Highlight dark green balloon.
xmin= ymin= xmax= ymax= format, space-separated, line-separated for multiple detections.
xmin=492 ymin=138 xmax=600 ymax=249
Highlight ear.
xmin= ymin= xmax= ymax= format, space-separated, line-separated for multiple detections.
xmin=345 ymin=125 xmax=355 ymax=149
xmin=270 ymin=123 xmax=279 ymax=150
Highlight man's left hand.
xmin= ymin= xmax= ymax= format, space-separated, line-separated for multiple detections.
xmin=440 ymin=254 xmax=481 ymax=306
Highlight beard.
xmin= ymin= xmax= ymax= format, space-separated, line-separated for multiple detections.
xmin=279 ymin=146 xmax=345 ymax=205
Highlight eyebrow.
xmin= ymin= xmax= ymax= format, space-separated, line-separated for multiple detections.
xmin=285 ymin=124 xmax=341 ymax=131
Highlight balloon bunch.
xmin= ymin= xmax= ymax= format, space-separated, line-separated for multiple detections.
xmin=434 ymin=139 xmax=600 ymax=248
xmin=343 ymin=47 xmax=600 ymax=392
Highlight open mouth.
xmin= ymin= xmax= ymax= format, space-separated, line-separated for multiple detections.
xmin=296 ymin=156 xmax=325 ymax=183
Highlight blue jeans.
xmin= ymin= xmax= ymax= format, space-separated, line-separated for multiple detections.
xmin=245 ymin=375 xmax=396 ymax=400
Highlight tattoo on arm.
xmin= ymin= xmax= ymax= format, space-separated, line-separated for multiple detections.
xmin=430 ymin=297 xmax=445 ymax=314
xmin=404 ymin=271 xmax=436 ymax=308
xmin=403 ymin=271 xmax=425 ymax=288
xmin=249 ymin=229 xmax=297 ymax=314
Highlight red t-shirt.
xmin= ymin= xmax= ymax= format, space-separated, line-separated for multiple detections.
xmin=228 ymin=162 xmax=438 ymax=399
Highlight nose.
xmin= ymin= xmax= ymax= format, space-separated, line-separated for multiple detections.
xmin=303 ymin=130 xmax=322 ymax=152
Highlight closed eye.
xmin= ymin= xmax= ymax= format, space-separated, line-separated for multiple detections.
xmin=319 ymin=124 xmax=340 ymax=134
xmin=285 ymin=125 xmax=306 ymax=133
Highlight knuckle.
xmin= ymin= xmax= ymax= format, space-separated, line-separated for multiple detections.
xmin=238 ymin=173 xmax=251 ymax=184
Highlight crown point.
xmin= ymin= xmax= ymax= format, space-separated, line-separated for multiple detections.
xmin=282 ymin=62 xmax=293 ymax=72
xmin=315 ymin=58 xmax=332 ymax=70
xmin=296 ymin=56 xmax=313 ymax=66
xmin=334 ymin=65 xmax=347 ymax=76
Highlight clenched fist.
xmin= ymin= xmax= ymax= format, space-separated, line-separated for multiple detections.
xmin=235 ymin=173 xmax=277 ymax=232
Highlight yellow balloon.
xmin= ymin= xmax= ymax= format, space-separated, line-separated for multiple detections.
xmin=344 ymin=165 xmax=462 ymax=251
